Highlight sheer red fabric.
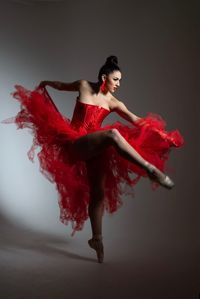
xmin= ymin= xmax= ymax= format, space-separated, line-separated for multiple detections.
xmin=3 ymin=85 xmax=184 ymax=235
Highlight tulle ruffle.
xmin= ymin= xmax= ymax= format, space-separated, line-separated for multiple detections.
xmin=2 ymin=85 xmax=184 ymax=235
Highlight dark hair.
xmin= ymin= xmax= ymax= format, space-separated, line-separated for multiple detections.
xmin=98 ymin=55 xmax=121 ymax=83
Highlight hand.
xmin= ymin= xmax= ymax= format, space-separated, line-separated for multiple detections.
xmin=38 ymin=81 xmax=47 ymax=88
xmin=135 ymin=118 xmax=150 ymax=128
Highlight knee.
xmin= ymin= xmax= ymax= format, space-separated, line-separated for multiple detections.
xmin=90 ymin=189 xmax=105 ymax=203
xmin=108 ymin=128 xmax=121 ymax=143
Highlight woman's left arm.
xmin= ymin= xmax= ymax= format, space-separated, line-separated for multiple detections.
xmin=112 ymin=100 xmax=141 ymax=126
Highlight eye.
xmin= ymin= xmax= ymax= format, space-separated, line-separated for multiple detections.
xmin=113 ymin=78 xmax=122 ymax=82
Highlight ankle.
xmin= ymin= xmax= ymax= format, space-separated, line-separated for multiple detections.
xmin=92 ymin=234 xmax=103 ymax=240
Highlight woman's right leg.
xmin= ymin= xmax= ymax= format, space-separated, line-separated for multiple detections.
xmin=73 ymin=128 xmax=148 ymax=167
xmin=73 ymin=128 xmax=174 ymax=189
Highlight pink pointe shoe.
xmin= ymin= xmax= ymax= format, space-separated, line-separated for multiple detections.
xmin=88 ymin=235 xmax=104 ymax=263
xmin=145 ymin=162 xmax=175 ymax=190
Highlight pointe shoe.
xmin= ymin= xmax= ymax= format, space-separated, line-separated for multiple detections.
xmin=88 ymin=235 xmax=104 ymax=263
xmin=146 ymin=163 xmax=175 ymax=190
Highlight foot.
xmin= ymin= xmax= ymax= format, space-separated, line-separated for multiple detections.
xmin=145 ymin=162 xmax=175 ymax=189
xmin=88 ymin=235 xmax=104 ymax=263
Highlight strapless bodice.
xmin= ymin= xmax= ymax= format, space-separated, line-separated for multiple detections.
xmin=70 ymin=98 xmax=111 ymax=131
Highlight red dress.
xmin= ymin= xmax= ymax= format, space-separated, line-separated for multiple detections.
xmin=3 ymin=85 xmax=184 ymax=235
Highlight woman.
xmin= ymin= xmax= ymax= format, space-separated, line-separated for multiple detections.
xmin=4 ymin=56 xmax=183 ymax=263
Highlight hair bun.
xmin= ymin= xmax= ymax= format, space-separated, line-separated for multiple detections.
xmin=105 ymin=55 xmax=118 ymax=66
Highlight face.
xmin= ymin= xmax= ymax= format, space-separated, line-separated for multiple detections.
xmin=103 ymin=70 xmax=122 ymax=93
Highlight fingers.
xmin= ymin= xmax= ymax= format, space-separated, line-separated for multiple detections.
xmin=38 ymin=81 xmax=46 ymax=88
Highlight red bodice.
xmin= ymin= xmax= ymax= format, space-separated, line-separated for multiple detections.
xmin=70 ymin=98 xmax=111 ymax=132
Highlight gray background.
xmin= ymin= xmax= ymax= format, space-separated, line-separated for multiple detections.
xmin=0 ymin=0 xmax=199 ymax=298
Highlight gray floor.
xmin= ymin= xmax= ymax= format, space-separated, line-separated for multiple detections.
xmin=1 ymin=217 xmax=199 ymax=299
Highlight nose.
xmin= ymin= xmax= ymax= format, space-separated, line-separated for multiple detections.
xmin=115 ymin=81 xmax=120 ymax=87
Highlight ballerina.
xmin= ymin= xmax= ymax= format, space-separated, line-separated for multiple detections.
xmin=3 ymin=55 xmax=184 ymax=263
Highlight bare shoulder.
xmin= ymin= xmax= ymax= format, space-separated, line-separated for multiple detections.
xmin=79 ymin=79 xmax=88 ymax=86
xmin=79 ymin=80 xmax=97 ymax=95
xmin=79 ymin=79 xmax=91 ymax=89
xmin=109 ymin=95 xmax=128 ymax=111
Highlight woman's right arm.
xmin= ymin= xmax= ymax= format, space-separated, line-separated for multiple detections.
xmin=39 ymin=80 xmax=83 ymax=91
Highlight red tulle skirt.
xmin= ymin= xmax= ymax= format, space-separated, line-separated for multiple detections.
xmin=3 ymin=85 xmax=184 ymax=235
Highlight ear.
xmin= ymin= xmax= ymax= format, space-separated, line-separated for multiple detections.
xmin=101 ymin=74 xmax=106 ymax=82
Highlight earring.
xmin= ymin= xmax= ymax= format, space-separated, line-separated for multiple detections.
xmin=100 ymin=80 xmax=106 ymax=92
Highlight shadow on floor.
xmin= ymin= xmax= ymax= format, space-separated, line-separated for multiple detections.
xmin=0 ymin=212 xmax=93 ymax=263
